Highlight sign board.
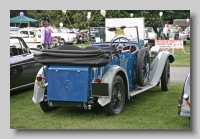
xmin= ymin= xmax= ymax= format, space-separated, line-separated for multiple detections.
xmin=105 ymin=18 xmax=145 ymax=41
xmin=155 ymin=40 xmax=183 ymax=50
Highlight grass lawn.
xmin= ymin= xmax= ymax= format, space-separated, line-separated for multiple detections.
xmin=10 ymin=83 xmax=190 ymax=129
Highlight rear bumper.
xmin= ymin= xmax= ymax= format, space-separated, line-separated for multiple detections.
xmin=178 ymin=105 xmax=190 ymax=117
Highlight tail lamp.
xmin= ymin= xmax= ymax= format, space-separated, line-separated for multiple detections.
xmin=178 ymin=99 xmax=182 ymax=104
xmin=94 ymin=77 xmax=101 ymax=83
xmin=36 ymin=76 xmax=46 ymax=82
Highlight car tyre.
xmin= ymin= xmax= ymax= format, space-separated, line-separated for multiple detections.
xmin=60 ymin=38 xmax=65 ymax=45
xmin=104 ymin=75 xmax=125 ymax=116
xmin=135 ymin=47 xmax=150 ymax=87
xmin=184 ymin=41 xmax=186 ymax=45
xmin=73 ymin=38 xmax=78 ymax=44
xmin=161 ymin=59 xmax=170 ymax=91
xmin=39 ymin=89 xmax=54 ymax=112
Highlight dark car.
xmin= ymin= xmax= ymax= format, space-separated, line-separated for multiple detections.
xmin=10 ymin=36 xmax=42 ymax=93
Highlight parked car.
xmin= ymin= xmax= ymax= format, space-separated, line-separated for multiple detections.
xmin=183 ymin=27 xmax=190 ymax=40
xmin=144 ymin=27 xmax=157 ymax=47
xmin=49 ymin=26 xmax=77 ymax=45
xmin=32 ymin=24 xmax=175 ymax=116
xmin=10 ymin=36 xmax=42 ymax=93
xmin=10 ymin=27 xmax=61 ymax=48
xmin=178 ymin=73 xmax=190 ymax=121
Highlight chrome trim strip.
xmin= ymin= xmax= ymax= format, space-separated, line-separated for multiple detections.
xmin=10 ymin=83 xmax=34 ymax=90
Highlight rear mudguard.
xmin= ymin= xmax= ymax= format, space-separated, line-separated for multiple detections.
xmin=32 ymin=66 xmax=46 ymax=104
xmin=148 ymin=51 xmax=175 ymax=85
xmin=97 ymin=65 xmax=129 ymax=106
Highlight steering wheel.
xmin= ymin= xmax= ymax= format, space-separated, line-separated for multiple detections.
xmin=10 ymin=45 xmax=19 ymax=55
xmin=110 ymin=36 xmax=131 ymax=51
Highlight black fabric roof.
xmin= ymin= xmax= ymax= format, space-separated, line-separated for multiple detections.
xmin=33 ymin=45 xmax=119 ymax=67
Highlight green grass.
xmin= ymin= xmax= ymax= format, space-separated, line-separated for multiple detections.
xmin=169 ymin=40 xmax=190 ymax=67
xmin=74 ymin=40 xmax=190 ymax=67
xmin=10 ymin=83 xmax=190 ymax=129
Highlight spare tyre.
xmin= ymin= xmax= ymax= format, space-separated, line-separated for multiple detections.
xmin=135 ymin=47 xmax=150 ymax=87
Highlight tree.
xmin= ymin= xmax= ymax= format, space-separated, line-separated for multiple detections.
xmin=10 ymin=10 xmax=190 ymax=29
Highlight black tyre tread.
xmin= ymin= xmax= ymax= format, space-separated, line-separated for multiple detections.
xmin=104 ymin=75 xmax=125 ymax=116
xmin=161 ymin=59 xmax=170 ymax=91
xmin=39 ymin=101 xmax=53 ymax=113
xmin=39 ymin=89 xmax=54 ymax=113
xmin=60 ymin=38 xmax=65 ymax=45
xmin=135 ymin=47 xmax=150 ymax=87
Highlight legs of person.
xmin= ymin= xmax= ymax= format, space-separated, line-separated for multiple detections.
xmin=42 ymin=43 xmax=48 ymax=49
xmin=47 ymin=44 xmax=51 ymax=49
xmin=174 ymin=34 xmax=179 ymax=40
xmin=176 ymin=34 xmax=179 ymax=40
xmin=164 ymin=34 xmax=167 ymax=40
xmin=42 ymin=43 xmax=51 ymax=49
xmin=167 ymin=33 xmax=169 ymax=40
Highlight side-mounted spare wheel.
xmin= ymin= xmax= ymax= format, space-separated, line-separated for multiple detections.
xmin=161 ymin=59 xmax=170 ymax=91
xmin=135 ymin=47 xmax=150 ymax=87
xmin=104 ymin=75 xmax=126 ymax=116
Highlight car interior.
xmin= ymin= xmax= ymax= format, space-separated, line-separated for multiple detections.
xmin=10 ymin=39 xmax=28 ymax=56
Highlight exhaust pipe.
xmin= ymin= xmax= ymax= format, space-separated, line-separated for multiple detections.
xmin=83 ymin=103 xmax=87 ymax=110
xmin=84 ymin=105 xmax=87 ymax=110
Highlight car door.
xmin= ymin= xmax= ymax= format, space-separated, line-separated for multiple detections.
xmin=10 ymin=37 xmax=42 ymax=90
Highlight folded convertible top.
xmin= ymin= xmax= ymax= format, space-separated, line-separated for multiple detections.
xmin=33 ymin=45 xmax=118 ymax=67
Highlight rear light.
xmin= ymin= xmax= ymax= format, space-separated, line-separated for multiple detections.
xmin=178 ymin=99 xmax=182 ymax=104
xmin=36 ymin=76 xmax=46 ymax=81
xmin=36 ymin=76 xmax=42 ymax=81
xmin=94 ymin=77 xmax=101 ymax=83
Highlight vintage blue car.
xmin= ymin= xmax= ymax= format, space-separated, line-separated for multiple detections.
xmin=32 ymin=25 xmax=175 ymax=116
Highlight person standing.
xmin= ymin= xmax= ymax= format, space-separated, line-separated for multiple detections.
xmin=166 ymin=24 xmax=171 ymax=40
xmin=163 ymin=24 xmax=168 ymax=40
xmin=41 ymin=20 xmax=52 ymax=49
xmin=174 ymin=25 xmax=179 ymax=40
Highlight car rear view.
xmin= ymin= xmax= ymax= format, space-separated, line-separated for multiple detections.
xmin=178 ymin=73 xmax=190 ymax=121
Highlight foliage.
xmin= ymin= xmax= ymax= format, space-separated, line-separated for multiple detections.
xmin=10 ymin=10 xmax=190 ymax=29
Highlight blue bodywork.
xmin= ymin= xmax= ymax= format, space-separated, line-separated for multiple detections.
xmin=44 ymin=40 xmax=141 ymax=103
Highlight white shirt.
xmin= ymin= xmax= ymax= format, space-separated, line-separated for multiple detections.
xmin=163 ymin=27 xmax=168 ymax=36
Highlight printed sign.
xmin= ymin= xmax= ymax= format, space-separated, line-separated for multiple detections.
xmin=155 ymin=40 xmax=183 ymax=50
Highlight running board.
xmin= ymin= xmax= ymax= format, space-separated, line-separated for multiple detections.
xmin=129 ymin=84 xmax=156 ymax=97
